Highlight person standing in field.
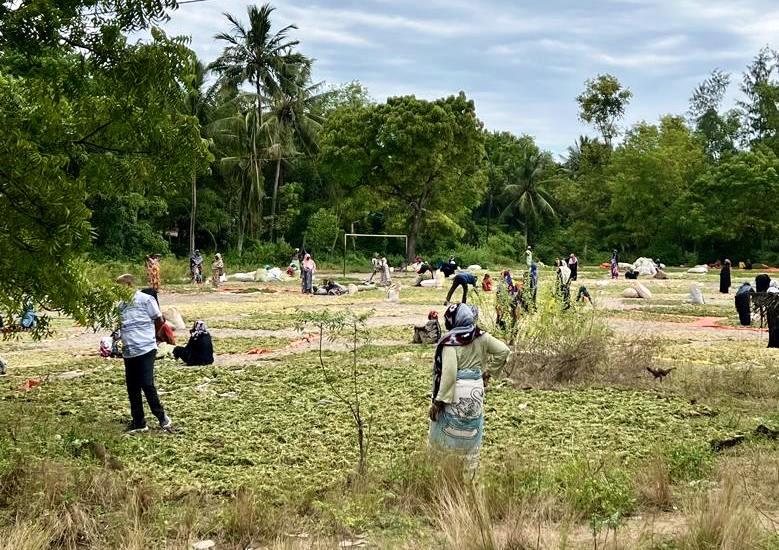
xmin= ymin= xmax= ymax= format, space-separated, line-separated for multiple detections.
xmin=610 ymin=249 xmax=620 ymax=279
xmin=568 ymin=253 xmax=579 ymax=281
xmin=379 ymin=254 xmax=392 ymax=286
xmin=115 ymin=274 xmax=172 ymax=434
xmin=720 ymin=259 xmax=732 ymax=294
xmin=525 ymin=245 xmax=533 ymax=268
xmin=366 ymin=253 xmax=382 ymax=283
xmin=190 ymin=249 xmax=204 ymax=284
xmin=301 ymin=253 xmax=316 ymax=294
xmin=211 ymin=253 xmax=224 ymax=288
xmin=428 ymin=304 xmax=511 ymax=476
xmin=146 ymin=255 xmax=161 ymax=291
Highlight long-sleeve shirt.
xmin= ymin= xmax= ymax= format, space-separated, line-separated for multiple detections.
xmin=435 ymin=333 xmax=511 ymax=403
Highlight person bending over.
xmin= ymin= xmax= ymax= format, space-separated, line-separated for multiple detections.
xmin=445 ymin=272 xmax=479 ymax=305
xmin=173 ymin=320 xmax=214 ymax=366
xmin=116 ymin=274 xmax=172 ymax=433
xmin=576 ymin=286 xmax=593 ymax=305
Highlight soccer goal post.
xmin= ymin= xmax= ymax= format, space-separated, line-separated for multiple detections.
xmin=343 ymin=233 xmax=408 ymax=277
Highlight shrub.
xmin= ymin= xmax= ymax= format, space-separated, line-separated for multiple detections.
xmin=506 ymin=287 xmax=612 ymax=385
xmin=666 ymin=443 xmax=713 ymax=483
xmin=238 ymin=238 xmax=295 ymax=268
xmin=557 ymin=459 xmax=636 ymax=533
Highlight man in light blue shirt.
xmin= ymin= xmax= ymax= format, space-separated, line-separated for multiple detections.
xmin=116 ymin=274 xmax=172 ymax=433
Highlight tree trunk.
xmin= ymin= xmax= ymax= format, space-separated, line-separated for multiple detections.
xmin=253 ymin=78 xmax=264 ymax=238
xmin=189 ymin=171 xmax=197 ymax=255
xmin=270 ymin=156 xmax=281 ymax=242
xmin=407 ymin=209 xmax=422 ymax=261
xmin=524 ymin=222 xmax=529 ymax=247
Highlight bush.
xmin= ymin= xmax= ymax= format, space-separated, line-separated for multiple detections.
xmin=557 ymin=459 xmax=635 ymax=532
xmin=505 ymin=286 xmax=613 ymax=385
xmin=238 ymin=238 xmax=295 ymax=269
xmin=666 ymin=443 xmax=713 ymax=483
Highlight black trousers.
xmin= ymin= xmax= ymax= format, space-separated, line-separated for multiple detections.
xmin=446 ymin=279 xmax=469 ymax=303
xmin=124 ymin=349 xmax=166 ymax=427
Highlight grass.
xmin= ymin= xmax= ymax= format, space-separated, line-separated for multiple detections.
xmin=2 ymin=265 xmax=779 ymax=547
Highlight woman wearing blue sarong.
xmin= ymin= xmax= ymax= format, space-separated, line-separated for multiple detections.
xmin=429 ymin=304 xmax=510 ymax=475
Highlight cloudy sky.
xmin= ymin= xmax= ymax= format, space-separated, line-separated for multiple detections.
xmin=153 ymin=0 xmax=778 ymax=154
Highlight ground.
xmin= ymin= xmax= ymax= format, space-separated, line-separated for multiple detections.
xmin=1 ymin=264 xmax=778 ymax=549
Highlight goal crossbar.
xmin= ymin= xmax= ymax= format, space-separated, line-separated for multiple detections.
xmin=343 ymin=233 xmax=408 ymax=277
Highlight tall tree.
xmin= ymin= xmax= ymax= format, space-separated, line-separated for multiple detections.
xmin=0 ymin=1 xmax=208 ymax=334
xmin=499 ymin=152 xmax=557 ymax=244
xmin=576 ymin=74 xmax=633 ymax=147
xmin=738 ymin=47 xmax=779 ymax=152
xmin=209 ymin=90 xmax=263 ymax=253
xmin=320 ymin=93 xmax=486 ymax=259
xmin=182 ymin=56 xmax=215 ymax=254
xmin=688 ymin=69 xmax=740 ymax=160
xmin=211 ymin=3 xmax=305 ymax=247
xmin=607 ymin=116 xmax=706 ymax=260
xmin=483 ymin=131 xmax=542 ymax=238
xmin=263 ymin=61 xmax=326 ymax=241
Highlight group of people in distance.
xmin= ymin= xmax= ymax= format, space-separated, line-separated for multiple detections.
xmin=188 ymin=249 xmax=225 ymax=288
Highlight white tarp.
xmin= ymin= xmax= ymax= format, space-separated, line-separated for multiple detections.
xmin=632 ymin=257 xmax=657 ymax=277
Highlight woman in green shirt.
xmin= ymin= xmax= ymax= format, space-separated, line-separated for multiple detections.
xmin=429 ymin=304 xmax=511 ymax=475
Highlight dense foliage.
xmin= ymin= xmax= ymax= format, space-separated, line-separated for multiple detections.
xmin=3 ymin=0 xmax=779 ymax=322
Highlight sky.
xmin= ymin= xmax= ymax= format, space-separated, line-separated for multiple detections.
xmin=151 ymin=0 xmax=779 ymax=155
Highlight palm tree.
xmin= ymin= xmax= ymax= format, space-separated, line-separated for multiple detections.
xmin=499 ymin=152 xmax=557 ymax=244
xmin=209 ymin=90 xmax=263 ymax=254
xmin=211 ymin=3 xmax=305 ymax=243
xmin=262 ymin=61 xmax=327 ymax=241
xmin=182 ymin=56 xmax=214 ymax=255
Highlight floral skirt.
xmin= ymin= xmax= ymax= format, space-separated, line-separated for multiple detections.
xmin=429 ymin=369 xmax=484 ymax=473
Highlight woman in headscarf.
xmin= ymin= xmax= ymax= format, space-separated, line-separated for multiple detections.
xmin=211 ymin=253 xmax=224 ymax=288
xmin=568 ymin=253 xmax=579 ymax=281
xmin=190 ymin=250 xmax=204 ymax=284
xmin=610 ymin=250 xmax=620 ymax=279
xmin=301 ymin=254 xmax=316 ymax=294
xmin=146 ymin=255 xmax=161 ymax=291
xmin=429 ymin=303 xmax=511 ymax=476
xmin=719 ymin=259 xmax=731 ymax=294
xmin=379 ymin=254 xmax=392 ymax=286
xmin=173 ymin=320 xmax=214 ymax=366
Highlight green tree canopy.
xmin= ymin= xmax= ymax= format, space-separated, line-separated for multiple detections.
xmin=576 ymin=74 xmax=633 ymax=147
xmin=319 ymin=93 xmax=486 ymax=259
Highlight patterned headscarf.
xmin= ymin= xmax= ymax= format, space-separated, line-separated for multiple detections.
xmin=431 ymin=304 xmax=484 ymax=402
xmin=191 ymin=320 xmax=208 ymax=338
